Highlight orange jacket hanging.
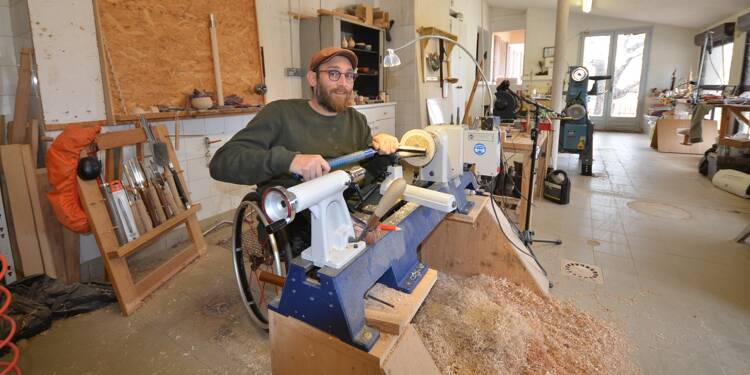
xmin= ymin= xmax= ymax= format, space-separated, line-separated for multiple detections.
xmin=46 ymin=125 xmax=101 ymax=233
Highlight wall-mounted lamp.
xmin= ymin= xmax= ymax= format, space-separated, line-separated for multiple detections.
xmin=384 ymin=36 xmax=493 ymax=118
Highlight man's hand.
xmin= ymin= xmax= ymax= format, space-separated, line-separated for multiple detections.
xmin=289 ymin=154 xmax=331 ymax=181
xmin=372 ymin=133 xmax=399 ymax=155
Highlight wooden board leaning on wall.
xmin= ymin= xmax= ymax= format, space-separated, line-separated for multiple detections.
xmin=94 ymin=0 xmax=265 ymax=118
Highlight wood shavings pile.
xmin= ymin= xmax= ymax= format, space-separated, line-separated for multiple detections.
xmin=413 ymin=274 xmax=637 ymax=374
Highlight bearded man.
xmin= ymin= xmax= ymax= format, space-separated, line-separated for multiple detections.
xmin=209 ymin=47 xmax=399 ymax=254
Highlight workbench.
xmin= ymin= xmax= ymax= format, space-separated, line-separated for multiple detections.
xmin=501 ymin=128 xmax=548 ymax=231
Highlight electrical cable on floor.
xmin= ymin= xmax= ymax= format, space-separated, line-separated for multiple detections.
xmin=0 ymin=255 xmax=21 ymax=375
xmin=486 ymin=173 xmax=549 ymax=278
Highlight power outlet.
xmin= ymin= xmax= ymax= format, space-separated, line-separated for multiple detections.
xmin=285 ymin=68 xmax=304 ymax=77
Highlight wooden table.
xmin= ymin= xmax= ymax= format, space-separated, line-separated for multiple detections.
xmin=718 ymin=104 xmax=750 ymax=149
xmin=501 ymin=128 xmax=548 ymax=231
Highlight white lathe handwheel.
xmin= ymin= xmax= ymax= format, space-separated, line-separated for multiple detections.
xmin=400 ymin=129 xmax=435 ymax=167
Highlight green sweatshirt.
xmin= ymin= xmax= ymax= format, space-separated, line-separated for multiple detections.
xmin=209 ymin=99 xmax=375 ymax=191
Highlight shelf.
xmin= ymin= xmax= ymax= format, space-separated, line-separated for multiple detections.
xmin=46 ymin=106 xmax=263 ymax=131
xmin=350 ymin=48 xmax=378 ymax=54
xmin=109 ymin=204 xmax=202 ymax=259
xmin=116 ymin=106 xmax=263 ymax=123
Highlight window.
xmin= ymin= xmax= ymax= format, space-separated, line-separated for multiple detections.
xmin=506 ymin=43 xmax=524 ymax=80
xmin=491 ymin=30 xmax=525 ymax=83
xmin=703 ymin=42 xmax=734 ymax=86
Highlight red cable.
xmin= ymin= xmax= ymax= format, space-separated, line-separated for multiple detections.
xmin=0 ymin=255 xmax=20 ymax=375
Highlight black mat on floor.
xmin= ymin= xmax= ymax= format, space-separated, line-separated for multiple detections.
xmin=1 ymin=275 xmax=116 ymax=341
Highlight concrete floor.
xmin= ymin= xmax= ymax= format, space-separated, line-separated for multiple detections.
xmin=533 ymin=132 xmax=750 ymax=375
xmin=13 ymin=132 xmax=750 ymax=374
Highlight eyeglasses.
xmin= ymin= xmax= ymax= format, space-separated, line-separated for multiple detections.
xmin=318 ymin=69 xmax=358 ymax=82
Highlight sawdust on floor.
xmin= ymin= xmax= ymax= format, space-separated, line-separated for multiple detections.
xmin=413 ymin=274 xmax=637 ymax=375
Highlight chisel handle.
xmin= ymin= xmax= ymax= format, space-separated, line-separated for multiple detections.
xmin=169 ymin=165 xmax=191 ymax=209
xmin=161 ymin=181 xmax=180 ymax=217
xmin=145 ymin=184 xmax=167 ymax=225
xmin=164 ymin=169 xmax=185 ymax=213
xmin=134 ymin=197 xmax=153 ymax=232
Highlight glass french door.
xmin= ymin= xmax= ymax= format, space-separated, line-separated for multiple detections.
xmin=581 ymin=29 xmax=649 ymax=131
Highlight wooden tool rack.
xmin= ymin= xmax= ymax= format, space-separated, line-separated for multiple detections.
xmin=78 ymin=124 xmax=206 ymax=315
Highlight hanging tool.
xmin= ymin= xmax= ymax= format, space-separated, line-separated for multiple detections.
xmin=110 ymin=180 xmax=140 ymax=241
xmin=140 ymin=115 xmax=191 ymax=209
xmin=121 ymin=173 xmax=147 ymax=235
xmin=209 ymin=14 xmax=224 ymax=107
xmin=138 ymin=159 xmax=167 ymax=224
xmin=126 ymin=158 xmax=165 ymax=226
xmin=255 ymin=46 xmax=268 ymax=95
xmin=100 ymin=180 xmax=128 ymax=245
xmin=123 ymin=160 xmax=154 ymax=231
xmin=144 ymin=159 xmax=176 ymax=219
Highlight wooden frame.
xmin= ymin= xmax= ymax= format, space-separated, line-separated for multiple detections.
xmin=417 ymin=27 xmax=458 ymax=83
xmin=78 ymin=125 xmax=206 ymax=315
xmin=718 ymin=104 xmax=750 ymax=149
xmin=11 ymin=49 xmax=32 ymax=144
xmin=502 ymin=129 xmax=548 ymax=230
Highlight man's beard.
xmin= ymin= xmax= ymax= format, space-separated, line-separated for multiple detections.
xmin=315 ymin=83 xmax=351 ymax=113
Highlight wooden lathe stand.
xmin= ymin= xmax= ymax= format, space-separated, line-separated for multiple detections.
xmin=421 ymin=194 xmax=550 ymax=297
xmin=269 ymin=269 xmax=441 ymax=375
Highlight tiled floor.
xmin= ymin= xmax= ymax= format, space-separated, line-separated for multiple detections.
xmin=532 ymin=132 xmax=750 ymax=375
xmin=11 ymin=132 xmax=750 ymax=374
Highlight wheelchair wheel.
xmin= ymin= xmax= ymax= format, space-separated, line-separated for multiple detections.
xmin=232 ymin=191 xmax=292 ymax=329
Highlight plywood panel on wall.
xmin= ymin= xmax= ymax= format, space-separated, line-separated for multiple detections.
xmin=96 ymin=0 xmax=265 ymax=116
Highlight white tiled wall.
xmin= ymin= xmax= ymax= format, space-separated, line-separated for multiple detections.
xmin=0 ymin=2 xmax=16 ymax=119
xmin=0 ymin=0 xmax=37 ymax=124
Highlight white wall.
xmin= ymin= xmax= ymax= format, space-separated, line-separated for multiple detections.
xmin=0 ymin=1 xmax=16 ymax=119
xmin=520 ymin=7 xmax=698 ymax=94
xmin=0 ymin=0 xmax=36 ymax=123
xmin=411 ymin=0 xmax=491 ymax=126
xmin=376 ymin=0 xmax=420 ymax=137
xmin=489 ymin=7 xmax=525 ymax=34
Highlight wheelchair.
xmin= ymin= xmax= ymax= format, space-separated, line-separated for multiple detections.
xmin=231 ymin=191 xmax=293 ymax=329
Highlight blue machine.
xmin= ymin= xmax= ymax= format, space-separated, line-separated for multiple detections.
xmin=559 ymin=66 xmax=610 ymax=176
xmin=268 ymin=171 xmax=476 ymax=350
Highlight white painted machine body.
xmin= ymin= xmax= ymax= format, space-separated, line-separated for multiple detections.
xmin=380 ymin=166 xmax=456 ymax=212
xmin=402 ymin=125 xmax=464 ymax=184
xmin=463 ymin=129 xmax=502 ymax=177
xmin=263 ymin=171 xmax=366 ymax=269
